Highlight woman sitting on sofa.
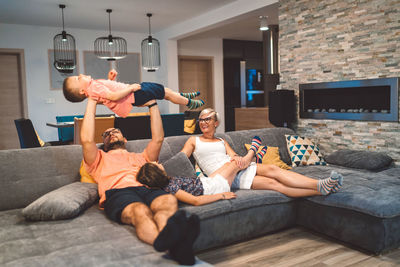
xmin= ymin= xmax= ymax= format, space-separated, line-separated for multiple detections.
xmin=179 ymin=108 xmax=343 ymax=197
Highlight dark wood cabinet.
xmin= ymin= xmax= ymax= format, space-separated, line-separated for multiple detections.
xmin=223 ymin=39 xmax=263 ymax=131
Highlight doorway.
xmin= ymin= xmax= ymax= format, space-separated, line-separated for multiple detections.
xmin=0 ymin=49 xmax=28 ymax=150
xmin=178 ymin=56 xmax=214 ymax=112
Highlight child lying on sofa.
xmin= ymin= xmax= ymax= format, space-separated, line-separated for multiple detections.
xmin=62 ymin=69 xmax=204 ymax=117
xmin=137 ymin=162 xmax=236 ymax=206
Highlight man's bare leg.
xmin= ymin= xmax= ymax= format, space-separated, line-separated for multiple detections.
xmin=150 ymin=194 xmax=178 ymax=232
xmin=120 ymin=202 xmax=159 ymax=245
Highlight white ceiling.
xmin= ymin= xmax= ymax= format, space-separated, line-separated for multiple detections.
xmin=0 ymin=0 xmax=278 ymax=41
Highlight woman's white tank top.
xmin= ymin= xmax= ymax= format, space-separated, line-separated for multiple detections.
xmin=193 ymin=137 xmax=231 ymax=176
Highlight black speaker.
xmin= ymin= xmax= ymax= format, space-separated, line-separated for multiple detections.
xmin=268 ymin=90 xmax=295 ymax=127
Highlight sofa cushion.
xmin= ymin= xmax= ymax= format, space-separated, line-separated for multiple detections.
xmin=2 ymin=207 xmax=211 ymax=266
xmin=226 ymin=127 xmax=295 ymax=164
xmin=80 ymin=160 xmax=96 ymax=183
xmin=244 ymin=144 xmax=292 ymax=169
xmin=162 ymin=152 xmax=196 ymax=178
xmin=285 ymin=135 xmax=327 ymax=167
xmin=0 ymin=145 xmax=83 ymax=211
xmin=22 ymin=182 xmax=98 ymax=221
xmin=325 ymin=149 xmax=393 ymax=171
xmin=292 ymin=165 xmax=400 ymax=218
xmin=293 ymin=165 xmax=400 ymax=253
xmin=182 ymin=189 xmax=297 ymax=251
xmin=164 ymin=135 xmax=192 ymax=156
xmin=184 ymin=118 xmax=196 ymax=134
xmin=125 ymin=139 xmax=174 ymax=163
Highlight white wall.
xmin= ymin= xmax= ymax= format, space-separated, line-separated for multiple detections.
xmin=177 ymin=37 xmax=225 ymax=132
xmin=0 ymin=23 xmax=167 ymax=141
xmin=0 ymin=0 xmax=276 ymax=142
xmin=158 ymin=0 xmax=277 ymax=132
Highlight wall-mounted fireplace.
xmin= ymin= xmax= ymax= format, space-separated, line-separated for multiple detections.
xmin=299 ymin=77 xmax=399 ymax=122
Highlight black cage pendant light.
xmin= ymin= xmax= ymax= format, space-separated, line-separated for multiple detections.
xmin=141 ymin=13 xmax=160 ymax=72
xmin=94 ymin=9 xmax=127 ymax=61
xmin=53 ymin=4 xmax=77 ymax=73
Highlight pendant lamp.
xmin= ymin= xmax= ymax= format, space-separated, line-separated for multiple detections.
xmin=94 ymin=9 xmax=127 ymax=61
xmin=259 ymin=16 xmax=269 ymax=31
xmin=53 ymin=4 xmax=77 ymax=73
xmin=141 ymin=13 xmax=160 ymax=72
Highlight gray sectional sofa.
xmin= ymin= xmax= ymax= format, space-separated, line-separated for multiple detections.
xmin=1 ymin=127 xmax=399 ymax=266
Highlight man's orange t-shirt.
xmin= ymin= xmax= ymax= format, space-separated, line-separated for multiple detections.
xmin=84 ymin=79 xmax=135 ymax=118
xmin=84 ymin=149 xmax=149 ymax=208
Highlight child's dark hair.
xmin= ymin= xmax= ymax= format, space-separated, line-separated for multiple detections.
xmin=137 ymin=163 xmax=170 ymax=189
xmin=63 ymin=77 xmax=85 ymax=102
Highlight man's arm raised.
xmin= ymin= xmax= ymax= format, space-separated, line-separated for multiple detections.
xmin=143 ymin=100 xmax=164 ymax=162
xmin=81 ymin=98 xmax=99 ymax=165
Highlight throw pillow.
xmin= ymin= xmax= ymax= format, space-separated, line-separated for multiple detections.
xmin=22 ymin=182 xmax=99 ymax=221
xmin=285 ymin=135 xmax=327 ymax=167
xmin=80 ymin=160 xmax=96 ymax=184
xmin=195 ymin=163 xmax=206 ymax=178
xmin=162 ymin=152 xmax=196 ymax=178
xmin=325 ymin=149 xmax=393 ymax=171
xmin=184 ymin=118 xmax=196 ymax=134
xmin=244 ymin=144 xmax=292 ymax=170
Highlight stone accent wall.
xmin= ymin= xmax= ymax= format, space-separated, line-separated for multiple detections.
xmin=279 ymin=0 xmax=400 ymax=164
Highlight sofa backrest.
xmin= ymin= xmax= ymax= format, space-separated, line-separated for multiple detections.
xmin=225 ymin=127 xmax=295 ymax=164
xmin=0 ymin=145 xmax=83 ymax=211
xmin=0 ymin=127 xmax=294 ymax=211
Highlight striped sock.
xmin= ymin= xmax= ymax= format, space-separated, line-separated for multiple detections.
xmin=249 ymin=136 xmax=262 ymax=154
xmin=256 ymin=146 xmax=267 ymax=164
xmin=330 ymin=171 xmax=344 ymax=193
xmin=180 ymin=91 xmax=200 ymax=99
xmin=187 ymin=99 xmax=205 ymax=110
xmin=317 ymin=171 xmax=343 ymax=195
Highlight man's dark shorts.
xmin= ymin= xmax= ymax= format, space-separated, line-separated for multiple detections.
xmin=104 ymin=186 xmax=168 ymax=223
xmin=133 ymin=82 xmax=165 ymax=106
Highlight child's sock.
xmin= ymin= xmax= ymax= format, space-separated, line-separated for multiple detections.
xmin=180 ymin=91 xmax=200 ymax=99
xmin=317 ymin=171 xmax=343 ymax=195
xmin=249 ymin=136 xmax=262 ymax=154
xmin=255 ymin=146 xmax=267 ymax=163
xmin=330 ymin=171 xmax=344 ymax=193
xmin=187 ymin=99 xmax=205 ymax=110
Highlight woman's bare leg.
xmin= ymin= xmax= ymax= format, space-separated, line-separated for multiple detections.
xmin=255 ymin=164 xmax=319 ymax=190
xmin=208 ymin=161 xmax=240 ymax=186
xmin=251 ymin=176 xmax=321 ymax=197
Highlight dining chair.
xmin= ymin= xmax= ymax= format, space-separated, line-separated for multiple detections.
xmin=14 ymin=118 xmax=41 ymax=148
xmin=14 ymin=118 xmax=69 ymax=149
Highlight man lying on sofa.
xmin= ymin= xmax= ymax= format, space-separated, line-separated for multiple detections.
xmin=80 ymin=97 xmax=200 ymax=265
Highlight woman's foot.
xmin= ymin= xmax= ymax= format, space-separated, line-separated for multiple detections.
xmin=317 ymin=171 xmax=343 ymax=195
xmin=256 ymin=146 xmax=267 ymax=164
xmin=249 ymin=136 xmax=262 ymax=154
xmin=330 ymin=171 xmax=343 ymax=193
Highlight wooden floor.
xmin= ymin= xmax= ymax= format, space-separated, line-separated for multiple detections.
xmin=197 ymin=227 xmax=400 ymax=266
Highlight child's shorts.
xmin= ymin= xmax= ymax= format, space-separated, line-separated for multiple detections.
xmin=200 ymin=174 xmax=231 ymax=195
xmin=133 ymin=82 xmax=165 ymax=106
